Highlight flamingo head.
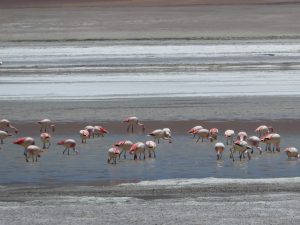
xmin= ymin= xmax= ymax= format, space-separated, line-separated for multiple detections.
xmin=100 ymin=127 xmax=109 ymax=134
xmin=114 ymin=141 xmax=125 ymax=147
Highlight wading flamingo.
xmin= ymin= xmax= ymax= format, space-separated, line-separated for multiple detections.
xmin=24 ymin=145 xmax=44 ymax=162
xmin=187 ymin=126 xmax=203 ymax=139
xmin=57 ymin=139 xmax=78 ymax=155
xmin=79 ymin=130 xmax=89 ymax=143
xmin=230 ymin=140 xmax=251 ymax=161
xmin=284 ymin=147 xmax=299 ymax=159
xmin=129 ymin=142 xmax=146 ymax=160
xmin=0 ymin=130 xmax=12 ymax=144
xmin=38 ymin=119 xmax=55 ymax=133
xmin=215 ymin=142 xmax=225 ymax=160
xmin=209 ymin=128 xmax=219 ymax=141
xmin=148 ymin=128 xmax=172 ymax=144
xmin=145 ymin=140 xmax=157 ymax=158
xmin=114 ymin=140 xmax=133 ymax=159
xmin=0 ymin=119 xmax=18 ymax=134
xmin=123 ymin=116 xmax=145 ymax=134
xmin=237 ymin=131 xmax=248 ymax=141
xmin=14 ymin=137 xmax=35 ymax=155
xmin=247 ymin=136 xmax=262 ymax=154
xmin=224 ymin=129 xmax=235 ymax=145
xmin=255 ymin=125 xmax=273 ymax=137
xmin=107 ymin=147 xmax=120 ymax=164
xmin=40 ymin=132 xmax=51 ymax=149
xmin=84 ymin=125 xmax=94 ymax=138
xmin=195 ymin=129 xmax=211 ymax=143
xmin=93 ymin=126 xmax=109 ymax=137
xmin=260 ymin=133 xmax=281 ymax=152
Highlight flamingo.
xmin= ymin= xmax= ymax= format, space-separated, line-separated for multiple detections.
xmin=224 ymin=129 xmax=235 ymax=145
xmin=79 ymin=130 xmax=89 ymax=143
xmin=237 ymin=131 xmax=248 ymax=141
xmin=187 ymin=126 xmax=203 ymax=139
xmin=230 ymin=140 xmax=251 ymax=161
xmin=0 ymin=130 xmax=12 ymax=144
xmin=38 ymin=119 xmax=55 ymax=133
xmin=24 ymin=145 xmax=44 ymax=162
xmin=247 ymin=136 xmax=262 ymax=154
xmin=93 ymin=126 xmax=109 ymax=137
xmin=145 ymin=140 xmax=157 ymax=158
xmin=260 ymin=133 xmax=281 ymax=152
xmin=123 ymin=116 xmax=145 ymax=134
xmin=57 ymin=139 xmax=78 ymax=155
xmin=107 ymin=147 xmax=120 ymax=164
xmin=284 ymin=147 xmax=299 ymax=159
xmin=84 ymin=125 xmax=94 ymax=138
xmin=214 ymin=142 xmax=225 ymax=160
xmin=114 ymin=140 xmax=133 ymax=159
xmin=129 ymin=142 xmax=146 ymax=160
xmin=148 ymin=128 xmax=172 ymax=144
xmin=0 ymin=119 xmax=18 ymax=134
xmin=255 ymin=125 xmax=273 ymax=137
xmin=14 ymin=137 xmax=35 ymax=156
xmin=195 ymin=129 xmax=211 ymax=143
xmin=209 ymin=128 xmax=219 ymax=141
xmin=40 ymin=132 xmax=51 ymax=149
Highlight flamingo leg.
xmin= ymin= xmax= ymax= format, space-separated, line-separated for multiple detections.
xmin=153 ymin=151 xmax=156 ymax=158
xmin=131 ymin=125 xmax=134 ymax=134
xmin=0 ymin=139 xmax=3 ymax=144
xmin=47 ymin=142 xmax=51 ymax=149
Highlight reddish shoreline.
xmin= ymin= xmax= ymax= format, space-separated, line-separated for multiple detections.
xmin=11 ymin=119 xmax=300 ymax=136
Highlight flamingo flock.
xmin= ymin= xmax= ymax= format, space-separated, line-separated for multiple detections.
xmin=0 ymin=117 xmax=298 ymax=164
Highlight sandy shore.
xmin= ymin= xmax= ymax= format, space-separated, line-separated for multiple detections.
xmin=1 ymin=96 xmax=300 ymax=123
xmin=1 ymin=1 xmax=300 ymax=41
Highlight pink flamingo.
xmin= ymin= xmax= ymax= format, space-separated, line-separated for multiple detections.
xmin=237 ymin=131 xmax=248 ymax=141
xmin=224 ymin=129 xmax=235 ymax=145
xmin=38 ymin=119 xmax=55 ymax=133
xmin=93 ymin=126 xmax=109 ymax=137
xmin=79 ymin=130 xmax=89 ymax=143
xmin=148 ymin=128 xmax=172 ymax=144
xmin=255 ymin=125 xmax=273 ymax=137
xmin=129 ymin=142 xmax=146 ymax=160
xmin=215 ymin=142 xmax=225 ymax=160
xmin=57 ymin=139 xmax=78 ymax=155
xmin=195 ymin=128 xmax=211 ymax=143
xmin=114 ymin=140 xmax=133 ymax=159
xmin=187 ymin=126 xmax=203 ymax=139
xmin=260 ymin=133 xmax=281 ymax=152
xmin=209 ymin=128 xmax=219 ymax=141
xmin=14 ymin=137 xmax=35 ymax=156
xmin=230 ymin=140 xmax=251 ymax=161
xmin=284 ymin=147 xmax=299 ymax=159
xmin=0 ymin=119 xmax=18 ymax=134
xmin=107 ymin=147 xmax=120 ymax=164
xmin=0 ymin=130 xmax=12 ymax=144
xmin=123 ymin=116 xmax=145 ymax=134
xmin=145 ymin=140 xmax=157 ymax=158
xmin=24 ymin=145 xmax=44 ymax=162
xmin=247 ymin=136 xmax=262 ymax=154
xmin=84 ymin=125 xmax=94 ymax=138
xmin=40 ymin=132 xmax=51 ymax=149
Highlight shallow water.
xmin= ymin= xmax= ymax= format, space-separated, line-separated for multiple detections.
xmin=0 ymin=131 xmax=299 ymax=185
